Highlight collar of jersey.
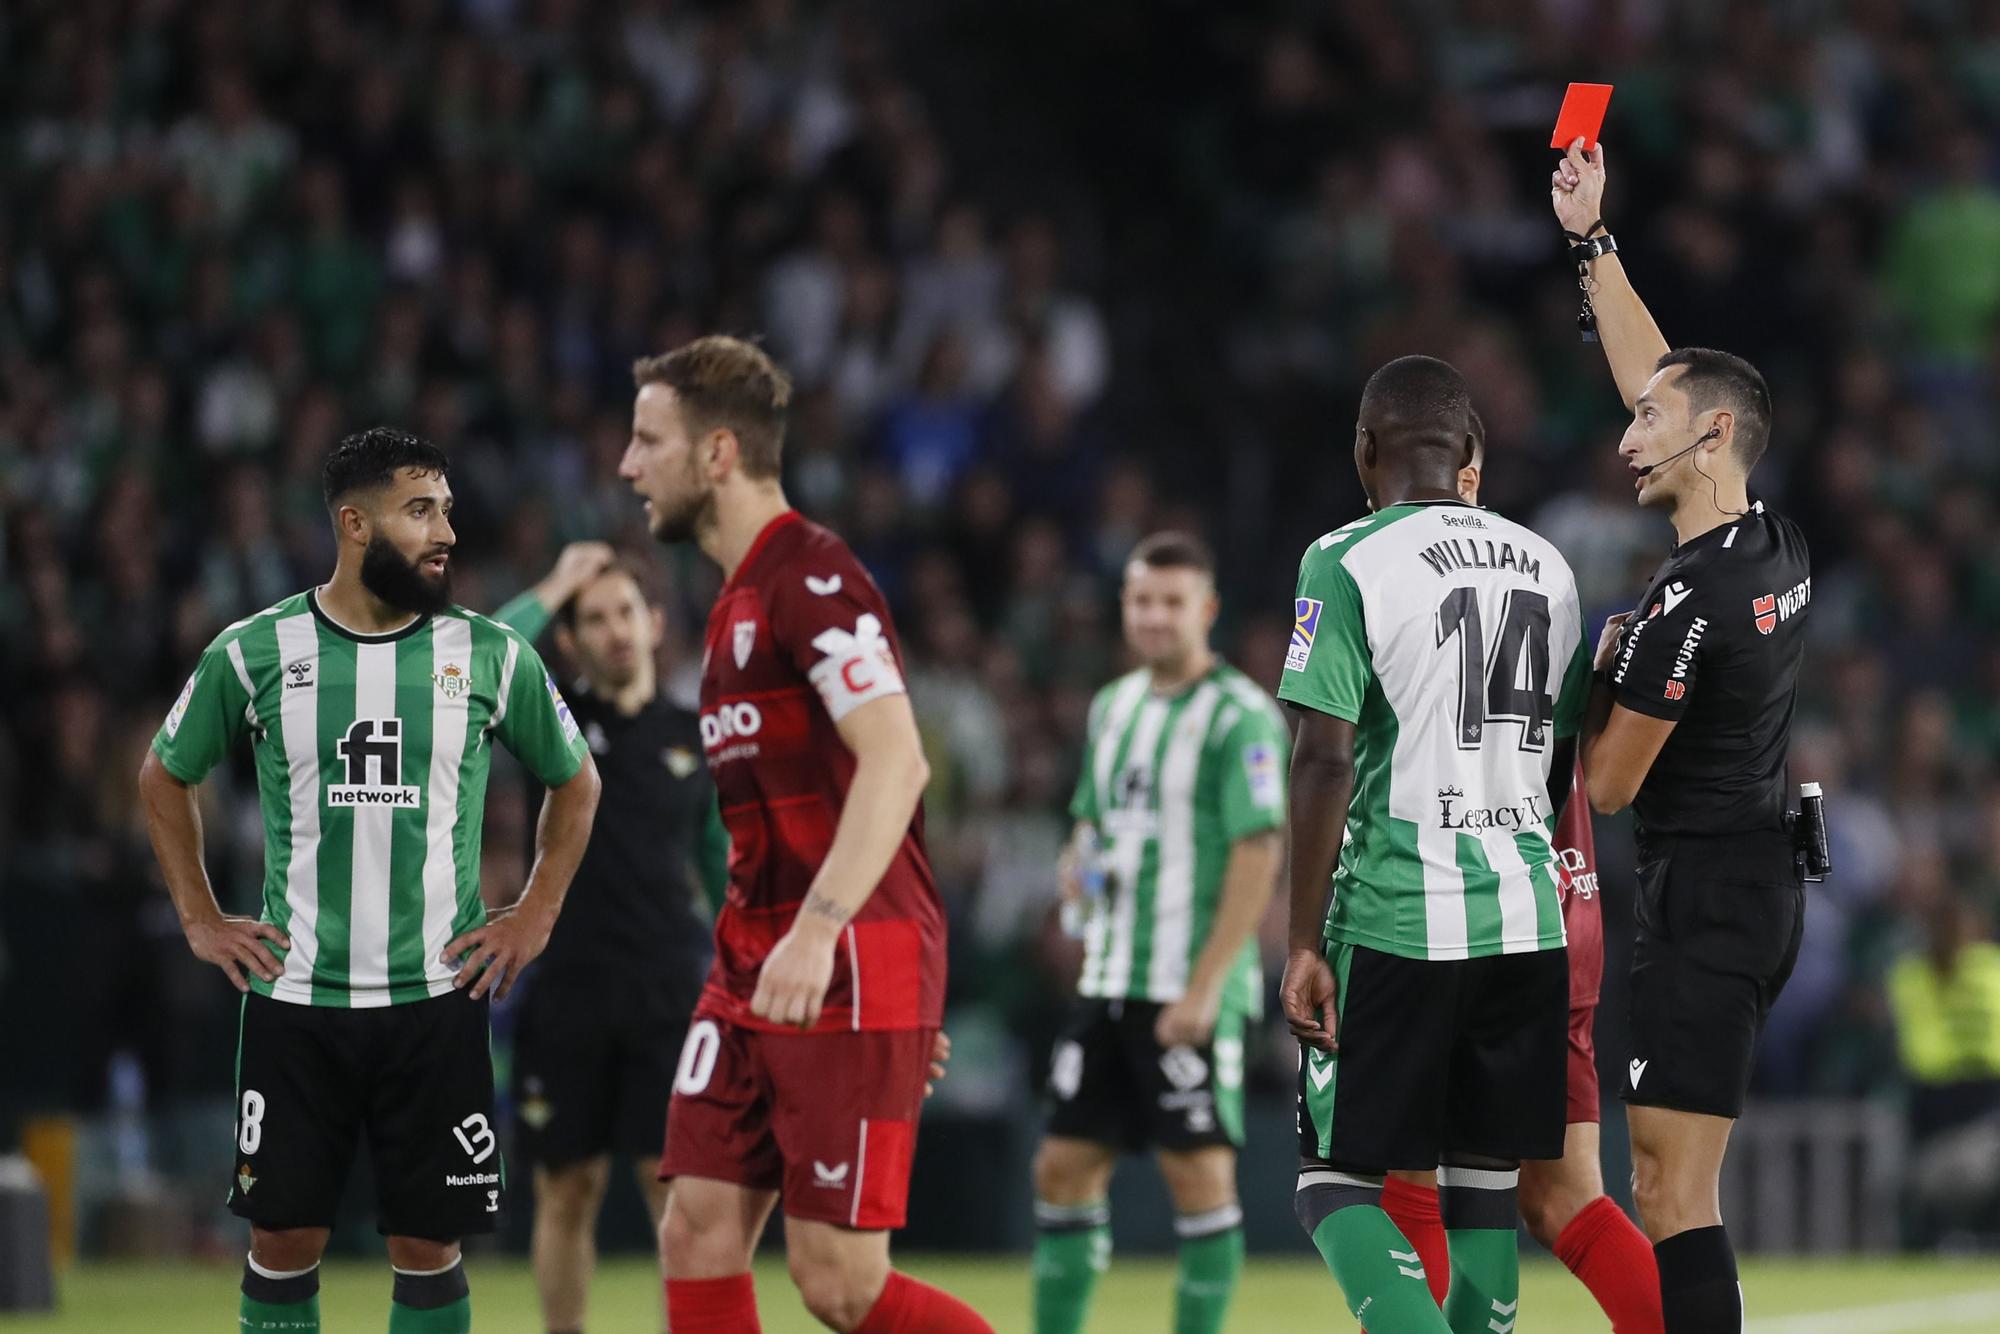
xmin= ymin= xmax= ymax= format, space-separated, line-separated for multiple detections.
xmin=722 ymin=509 xmax=805 ymax=593
xmin=308 ymin=587 xmax=434 ymax=643
xmin=1670 ymin=500 xmax=1765 ymax=556
xmin=1387 ymin=498 xmax=1481 ymax=510
xmin=1146 ymin=660 xmax=1228 ymax=700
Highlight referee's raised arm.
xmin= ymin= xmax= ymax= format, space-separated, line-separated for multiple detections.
xmin=1551 ymin=140 xmax=1815 ymax=1334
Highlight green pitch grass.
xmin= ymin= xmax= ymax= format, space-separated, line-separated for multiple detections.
xmin=9 ymin=1255 xmax=1997 ymax=1331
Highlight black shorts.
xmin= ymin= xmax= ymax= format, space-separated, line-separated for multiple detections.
xmin=512 ymin=970 xmax=693 ymax=1169
xmin=228 ymin=990 xmax=501 ymax=1240
xmin=1045 ymin=998 xmax=1247 ymax=1152
xmin=1296 ymin=943 xmax=1568 ymax=1172
xmin=1623 ymin=829 xmax=1805 ymax=1118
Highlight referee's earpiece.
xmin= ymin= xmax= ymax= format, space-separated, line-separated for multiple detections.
xmin=1635 ymin=426 xmax=1723 ymax=478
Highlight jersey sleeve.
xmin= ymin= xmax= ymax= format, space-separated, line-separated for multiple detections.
xmin=1606 ymin=589 xmax=1713 ymax=722
xmin=489 ymin=589 xmax=553 ymax=643
xmin=767 ymin=557 xmax=908 ymax=725
xmin=495 ymin=636 xmax=589 ymax=787
xmin=151 ymin=638 xmax=253 ymax=783
xmin=1554 ymin=630 xmax=1591 ymax=739
xmin=1069 ymin=687 xmax=1107 ymax=825
xmin=1276 ymin=551 xmax=1372 ymax=722
xmin=1217 ymin=700 xmax=1290 ymax=841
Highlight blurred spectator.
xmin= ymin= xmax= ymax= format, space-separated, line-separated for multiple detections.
xmin=2 ymin=0 xmax=1999 ymax=1255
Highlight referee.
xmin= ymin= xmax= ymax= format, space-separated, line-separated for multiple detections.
xmin=495 ymin=554 xmax=726 ymax=1334
xmin=1554 ymin=142 xmax=1811 ymax=1334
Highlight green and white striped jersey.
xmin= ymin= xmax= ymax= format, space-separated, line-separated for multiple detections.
xmin=1069 ymin=662 xmax=1288 ymax=1014
xmin=1277 ymin=501 xmax=1589 ymax=962
xmin=153 ymin=589 xmax=588 ymax=1007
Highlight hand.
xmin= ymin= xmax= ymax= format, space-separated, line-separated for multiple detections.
xmin=1594 ymin=611 xmax=1633 ymax=672
xmin=444 ymin=902 xmax=555 ymax=1001
xmin=1154 ymin=986 xmax=1222 ymax=1049
xmin=1280 ymin=947 xmax=1340 ymax=1052
xmin=1056 ymin=841 xmax=1083 ymax=905
xmin=185 ymin=914 xmax=290 ymax=993
xmin=925 ymin=1030 xmax=952 ymax=1098
xmin=749 ymin=922 xmax=839 ymax=1028
xmin=1550 ymin=138 xmax=1607 ymax=236
xmin=539 ymin=541 xmax=616 ymax=609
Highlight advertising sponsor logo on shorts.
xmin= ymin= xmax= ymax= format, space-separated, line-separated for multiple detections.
xmin=1159 ymin=1045 xmax=1209 ymax=1092
xmin=445 ymin=1171 xmax=501 ymax=1187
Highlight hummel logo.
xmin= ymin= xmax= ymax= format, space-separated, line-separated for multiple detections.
xmin=812 ymin=1160 xmax=850 ymax=1187
xmin=1629 ymin=1058 xmax=1649 ymax=1089
xmin=1390 ymin=1247 xmax=1426 ymax=1280
xmin=1661 ymin=582 xmax=1693 ymax=617
xmin=1305 ymin=1048 xmax=1334 ymax=1092
xmin=1488 ymin=1296 xmax=1519 ymax=1333
xmin=806 ymin=574 xmax=843 ymax=596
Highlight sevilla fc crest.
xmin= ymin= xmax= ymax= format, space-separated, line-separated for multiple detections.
xmin=733 ymin=620 xmax=756 ymax=669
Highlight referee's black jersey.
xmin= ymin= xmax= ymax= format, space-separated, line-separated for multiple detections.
xmin=1607 ymin=501 xmax=1810 ymax=837
xmin=526 ymin=683 xmax=715 ymax=983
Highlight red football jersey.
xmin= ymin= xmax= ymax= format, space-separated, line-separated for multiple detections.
xmin=695 ymin=510 xmax=946 ymax=1034
xmin=1555 ymin=757 xmax=1602 ymax=1010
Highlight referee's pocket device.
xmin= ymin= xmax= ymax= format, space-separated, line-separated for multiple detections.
xmin=1788 ymin=782 xmax=1832 ymax=883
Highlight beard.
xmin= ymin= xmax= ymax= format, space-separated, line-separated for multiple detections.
xmin=360 ymin=534 xmax=453 ymax=614
xmin=648 ymin=481 xmax=716 ymax=545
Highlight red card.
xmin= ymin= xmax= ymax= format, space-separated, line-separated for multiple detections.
xmin=1551 ymin=82 xmax=1613 ymax=151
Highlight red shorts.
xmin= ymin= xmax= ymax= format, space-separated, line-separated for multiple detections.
xmin=1566 ymin=1002 xmax=1600 ymax=1124
xmin=659 ymin=1016 xmax=933 ymax=1229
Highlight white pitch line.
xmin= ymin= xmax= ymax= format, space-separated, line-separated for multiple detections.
xmin=1745 ymin=1288 xmax=2000 ymax=1333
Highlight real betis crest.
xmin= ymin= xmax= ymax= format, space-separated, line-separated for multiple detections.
xmin=433 ymin=662 xmax=471 ymax=699
xmin=237 ymin=1163 xmax=256 ymax=1196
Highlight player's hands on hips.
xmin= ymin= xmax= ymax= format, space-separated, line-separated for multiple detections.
xmin=751 ymin=922 xmax=839 ymax=1029
xmin=185 ymin=912 xmax=290 ymax=993
xmin=1594 ymin=611 xmax=1633 ymax=671
xmin=1154 ymin=984 xmax=1222 ymax=1049
xmin=445 ymin=901 xmax=555 ymax=1001
xmin=1551 ymin=138 xmax=1607 ymax=234
xmin=925 ymin=1030 xmax=951 ymax=1098
xmin=1280 ymin=947 xmax=1340 ymax=1053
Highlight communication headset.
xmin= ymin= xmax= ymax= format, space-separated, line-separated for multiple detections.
xmin=1636 ymin=424 xmax=1748 ymax=519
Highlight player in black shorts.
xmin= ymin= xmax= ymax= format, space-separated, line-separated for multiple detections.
xmin=495 ymin=557 xmax=726 ymax=1334
xmin=1555 ymin=141 xmax=1811 ymax=1334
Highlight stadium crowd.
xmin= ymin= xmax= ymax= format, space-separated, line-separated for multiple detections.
xmin=3 ymin=0 xmax=1999 ymax=1247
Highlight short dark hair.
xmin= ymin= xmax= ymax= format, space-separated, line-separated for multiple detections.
xmin=1359 ymin=355 xmax=1472 ymax=434
xmin=632 ymin=336 xmax=792 ymax=479
xmin=322 ymin=427 xmax=450 ymax=510
xmin=1128 ymin=530 xmax=1215 ymax=578
xmin=555 ymin=559 xmax=650 ymax=630
xmin=1655 ymin=347 xmax=1772 ymax=466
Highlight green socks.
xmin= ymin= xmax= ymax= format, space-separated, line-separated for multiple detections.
xmin=1308 ymin=1205 xmax=1452 ymax=1332
xmin=240 ymin=1258 xmax=320 ymax=1332
xmin=1439 ymin=1166 xmax=1521 ymax=1334
xmin=1032 ymin=1199 xmax=1111 ymax=1334
xmin=239 ymin=1293 xmax=320 ymax=1332
xmin=1174 ymin=1205 xmax=1245 ymax=1334
xmin=387 ymin=1260 xmax=471 ymax=1334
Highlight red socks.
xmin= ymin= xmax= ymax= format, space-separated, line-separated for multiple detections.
xmin=666 ymin=1273 xmax=760 ymax=1333
xmin=1378 ymin=1176 xmax=1451 ymax=1308
xmin=854 ymin=1271 xmax=994 ymax=1333
xmin=1555 ymin=1195 xmax=1666 ymax=1334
